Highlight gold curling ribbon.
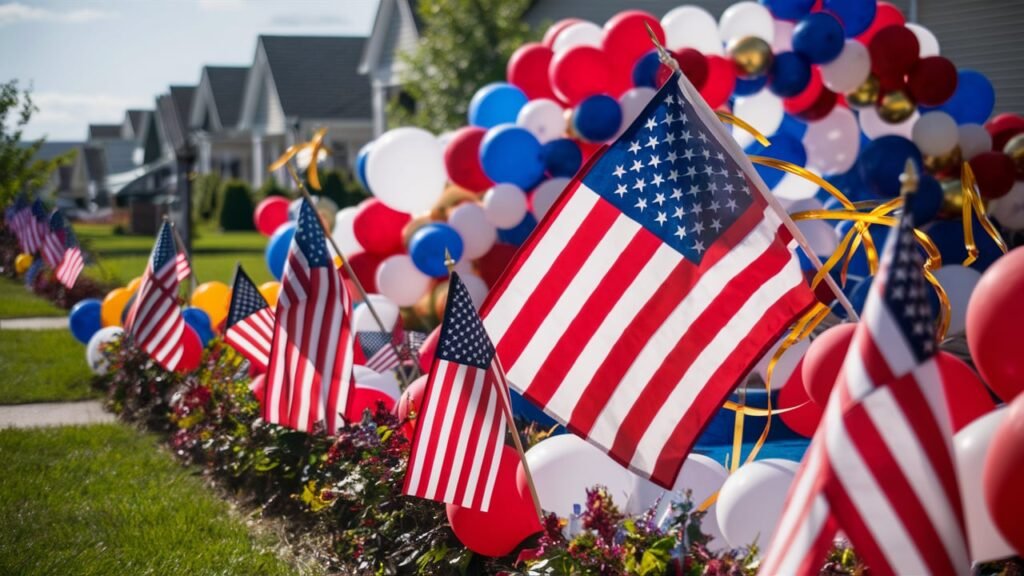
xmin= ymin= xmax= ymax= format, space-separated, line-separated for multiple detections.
xmin=960 ymin=162 xmax=1008 ymax=267
xmin=269 ymin=127 xmax=331 ymax=191
xmin=716 ymin=111 xmax=772 ymax=147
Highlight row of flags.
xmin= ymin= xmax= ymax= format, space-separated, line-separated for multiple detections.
xmin=4 ymin=195 xmax=84 ymax=289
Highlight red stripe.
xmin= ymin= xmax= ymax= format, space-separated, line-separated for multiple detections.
xmin=471 ymin=367 xmax=506 ymax=510
xmin=434 ymin=365 xmax=477 ymax=499
xmin=326 ymin=276 xmax=353 ymax=433
xmin=450 ymin=369 xmax=493 ymax=506
xmin=406 ymin=360 xmax=459 ymax=497
xmin=823 ymin=466 xmax=897 ymax=576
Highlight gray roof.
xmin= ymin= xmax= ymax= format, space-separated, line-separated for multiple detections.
xmin=205 ymin=66 xmax=248 ymax=128
xmin=157 ymin=86 xmax=196 ymax=153
xmin=88 ymin=124 xmax=122 ymax=140
xmin=260 ymin=35 xmax=371 ymax=120
xmin=169 ymin=86 xmax=196 ymax=130
xmin=29 ymin=141 xmax=82 ymax=161
xmin=126 ymin=110 xmax=151 ymax=138
xmin=83 ymin=146 xmax=107 ymax=182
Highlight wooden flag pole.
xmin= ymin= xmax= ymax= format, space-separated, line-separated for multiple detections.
xmin=444 ymin=249 xmax=545 ymax=523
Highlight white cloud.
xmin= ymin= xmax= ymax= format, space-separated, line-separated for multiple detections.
xmin=197 ymin=0 xmax=245 ymax=12
xmin=0 ymin=2 xmax=118 ymax=26
xmin=24 ymin=92 xmax=151 ymax=140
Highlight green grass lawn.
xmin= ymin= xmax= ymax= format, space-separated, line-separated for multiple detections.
xmin=0 ymin=278 xmax=67 ymax=318
xmin=0 ymin=329 xmax=97 ymax=404
xmin=0 ymin=424 xmax=300 ymax=576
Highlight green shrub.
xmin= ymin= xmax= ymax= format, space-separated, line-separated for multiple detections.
xmin=218 ymin=180 xmax=255 ymax=231
xmin=258 ymin=178 xmax=288 ymax=199
xmin=312 ymin=169 xmax=367 ymax=209
xmin=192 ymin=173 xmax=222 ymax=223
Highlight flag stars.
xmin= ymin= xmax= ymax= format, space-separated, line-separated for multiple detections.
xmin=674 ymin=225 xmax=687 ymax=239
xmin=685 ymin=166 xmax=698 ymax=179
xmin=688 ymin=185 xmax=701 ymax=197
xmin=614 ymin=184 xmax=628 ymax=197
xmin=715 ymin=151 xmax=725 ymax=162
xmin=708 ymin=200 xmax=721 ymax=212
xmin=645 ymin=136 xmax=659 ymax=149
xmin=655 ymin=211 xmax=667 ymax=225
xmin=701 ymin=148 xmax=711 ymax=160
xmin=613 ymin=165 xmax=626 ymax=178
xmin=634 ymin=178 xmax=647 ymax=192
xmin=666 ymin=151 xmax=678 ymax=163
xmin=649 ymin=155 xmax=662 ymax=168
xmin=664 ymin=132 xmax=677 ymax=145
xmin=671 ymin=188 xmax=683 ymax=201
xmin=661 ymin=112 xmax=675 ymax=125
xmin=710 ymin=219 xmax=722 ymax=233
xmin=682 ymin=150 xmax=696 ymax=162
xmin=631 ymin=159 xmax=644 ymax=173
xmin=726 ymin=198 xmax=738 ymax=212
xmin=645 ymin=117 xmax=658 ymax=131
xmin=673 ymin=206 xmax=685 ymax=219
xmin=692 ymin=221 xmax=705 ymax=235
xmin=691 ymin=203 xmax=704 ymax=216
xmin=668 ymin=169 xmax=680 ymax=182
xmin=651 ymin=173 xmax=665 ymax=187
xmin=697 ymin=131 xmax=708 ymax=143
xmin=681 ymin=130 xmax=692 ymax=142
xmin=724 ymin=183 xmax=735 ymax=194
xmin=692 ymin=240 xmax=706 ymax=254
xmin=653 ymin=192 xmax=666 ymax=205
xmin=635 ymin=197 xmax=648 ymax=211
xmin=629 ymin=140 xmax=641 ymax=154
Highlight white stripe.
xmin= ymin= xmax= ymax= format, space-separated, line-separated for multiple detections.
xmin=316 ymin=273 xmax=343 ymax=423
xmin=626 ymin=254 xmax=804 ymax=472
xmin=425 ymin=364 xmax=468 ymax=498
xmin=914 ymin=357 xmax=956 ymax=439
xmin=228 ymin=329 xmax=270 ymax=365
xmin=152 ymin=319 xmax=183 ymax=362
xmin=295 ymin=266 xmax=328 ymax=430
xmin=137 ymin=298 xmax=173 ymax=343
xmin=866 ymin=300 xmax=917 ymax=377
xmin=460 ymin=375 xmax=499 ymax=509
xmin=267 ymin=321 xmax=287 ymax=423
xmin=766 ymin=440 xmax=830 ymax=573
xmin=478 ymin=407 xmax=506 ymax=511
xmin=484 ymin=189 xmax=598 ymax=339
xmin=406 ymin=360 xmax=450 ymax=494
xmin=443 ymin=367 xmax=485 ymax=503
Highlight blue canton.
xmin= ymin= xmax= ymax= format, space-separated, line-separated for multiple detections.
xmin=49 ymin=210 xmax=65 ymax=233
xmin=31 ymin=198 xmax=47 ymax=223
xmin=436 ymin=273 xmax=495 ymax=369
xmin=581 ymin=72 xmax=755 ymax=265
xmin=227 ymin=265 xmax=269 ymax=328
xmin=881 ymin=195 xmax=936 ymax=362
xmin=294 ymin=200 xmax=330 ymax=267
xmin=359 ymin=331 xmax=393 ymax=358
xmin=151 ymin=221 xmax=177 ymax=272
xmin=64 ymin=225 xmax=79 ymax=249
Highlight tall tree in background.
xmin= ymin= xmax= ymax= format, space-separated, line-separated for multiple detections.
xmin=389 ymin=0 xmax=536 ymax=133
xmin=0 ymin=80 xmax=74 ymax=205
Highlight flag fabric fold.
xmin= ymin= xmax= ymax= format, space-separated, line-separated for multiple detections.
xmin=224 ymin=264 xmax=275 ymax=372
xmin=55 ymin=224 xmax=84 ymax=289
xmin=23 ymin=198 xmax=48 ymax=255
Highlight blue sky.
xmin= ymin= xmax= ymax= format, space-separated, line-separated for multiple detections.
xmin=1 ymin=0 xmax=379 ymax=141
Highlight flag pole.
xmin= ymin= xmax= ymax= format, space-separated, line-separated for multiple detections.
xmin=443 ymin=249 xmax=544 ymax=523
xmin=168 ymin=217 xmax=198 ymax=300
xmin=643 ymin=24 xmax=859 ymax=321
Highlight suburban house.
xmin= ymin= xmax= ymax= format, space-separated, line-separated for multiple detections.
xmin=237 ymin=35 xmax=373 ymax=188
xmin=190 ymin=66 xmax=251 ymax=180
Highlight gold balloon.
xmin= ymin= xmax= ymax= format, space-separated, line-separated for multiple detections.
xmin=728 ymin=36 xmax=773 ymax=78
xmin=258 ymin=281 xmax=280 ymax=307
xmin=923 ymin=145 xmax=963 ymax=179
xmin=1003 ymin=133 xmax=1024 ymax=178
xmin=191 ymin=281 xmax=232 ymax=329
xmin=431 ymin=280 xmax=449 ymax=321
xmin=939 ymin=179 xmax=965 ymax=218
xmin=402 ymin=214 xmax=434 ymax=247
xmin=563 ymin=108 xmax=577 ymax=139
xmin=429 ymin=186 xmax=477 ymax=221
xmin=877 ymin=90 xmax=916 ymax=124
xmin=14 ymin=253 xmax=33 ymax=275
xmin=845 ymin=75 xmax=880 ymax=109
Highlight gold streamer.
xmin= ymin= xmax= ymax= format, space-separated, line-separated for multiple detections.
xmin=960 ymin=162 xmax=1008 ymax=267
xmin=716 ymin=111 xmax=772 ymax=147
xmin=269 ymin=127 xmax=331 ymax=191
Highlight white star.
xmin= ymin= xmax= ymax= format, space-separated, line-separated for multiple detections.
xmin=726 ymin=198 xmax=738 ymax=212
xmin=673 ymin=206 xmax=685 ymax=219
xmin=685 ymin=166 xmax=697 ymax=179
xmin=661 ymin=112 xmax=674 ymax=125
xmin=734 ymin=169 xmax=744 ymax=179
xmin=645 ymin=117 xmax=658 ymax=131
xmin=634 ymin=178 xmax=647 ymax=192
xmin=635 ymin=197 xmax=648 ymax=211
xmin=723 ymin=183 xmax=735 ymax=194
xmin=649 ymin=155 xmax=662 ymax=168
xmin=708 ymin=200 xmax=721 ymax=212
xmin=614 ymin=184 xmax=628 ymax=197
xmin=666 ymin=151 xmax=678 ymax=163
xmin=688 ymin=185 xmax=701 ymax=197
xmin=645 ymin=136 xmax=659 ymax=149
xmin=631 ymin=160 xmax=644 ymax=172
xmin=674 ymin=225 xmax=687 ymax=239
xmin=680 ymin=112 xmax=689 ymax=124
xmin=715 ymin=151 xmax=725 ymax=162
xmin=651 ymin=173 xmax=665 ymax=187
xmin=703 ymin=165 xmax=715 ymax=176
xmin=708 ymin=181 xmax=719 ymax=193
xmin=891 ymin=286 xmax=905 ymax=300
xmin=628 ymin=140 xmax=641 ymax=154
xmin=665 ymin=94 xmax=675 ymax=106
xmin=670 ymin=187 xmax=683 ymax=200
xmin=710 ymin=218 xmax=722 ymax=232
xmin=692 ymin=221 xmax=705 ymax=235
xmin=664 ymin=132 xmax=677 ymax=145
xmin=653 ymin=192 xmax=666 ymax=205
xmin=668 ymin=169 xmax=680 ymax=182
xmin=691 ymin=203 xmax=704 ymax=216
xmin=655 ymin=211 xmax=667 ymax=225
xmin=692 ymin=240 xmax=706 ymax=254
xmin=913 ymin=322 xmax=925 ymax=335
xmin=612 ymin=165 xmax=626 ymax=178
xmin=680 ymin=130 xmax=692 ymax=142
xmin=697 ymin=131 xmax=708 ymax=143
xmin=682 ymin=149 xmax=695 ymax=161
xmin=701 ymin=148 xmax=711 ymax=160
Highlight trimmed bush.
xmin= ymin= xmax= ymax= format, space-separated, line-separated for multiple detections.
xmin=313 ymin=169 xmax=367 ymax=209
xmin=192 ymin=173 xmax=222 ymax=223
xmin=218 ymin=180 xmax=255 ymax=231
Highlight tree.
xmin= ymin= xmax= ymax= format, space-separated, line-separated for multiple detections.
xmin=218 ymin=180 xmax=256 ymax=231
xmin=0 ymin=80 xmax=75 ymax=205
xmin=310 ymin=169 xmax=367 ymax=210
xmin=389 ymin=0 xmax=537 ymax=133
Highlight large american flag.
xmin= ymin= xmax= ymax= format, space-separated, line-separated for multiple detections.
xmin=23 ymin=198 xmax=48 ymax=255
xmin=55 ymin=225 xmax=84 ymax=289
xmin=224 ymin=264 xmax=274 ymax=372
xmin=124 ymin=222 xmax=188 ymax=372
xmin=40 ymin=210 xmax=66 ymax=270
xmin=481 ymin=72 xmax=815 ymax=488
xmin=264 ymin=200 xmax=356 ymax=435
xmin=759 ymin=199 xmax=969 ymax=575
xmin=404 ymin=272 xmax=512 ymax=512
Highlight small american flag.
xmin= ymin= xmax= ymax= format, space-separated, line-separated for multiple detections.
xmin=404 ymin=272 xmax=512 ymax=512
xmin=40 ymin=210 xmax=66 ymax=270
xmin=175 ymin=253 xmax=191 ymax=282
xmin=55 ymin=225 xmax=85 ymax=289
xmin=264 ymin=200 xmax=356 ymax=435
xmin=124 ymin=222 xmax=188 ymax=372
xmin=23 ymin=199 xmax=48 ymax=255
xmin=481 ymin=72 xmax=815 ymax=488
xmin=360 ymin=329 xmax=427 ymax=372
xmin=760 ymin=196 xmax=969 ymax=575
xmin=224 ymin=265 xmax=275 ymax=372
xmin=8 ymin=195 xmax=31 ymax=251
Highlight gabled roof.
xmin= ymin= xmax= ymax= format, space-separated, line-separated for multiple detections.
xmin=359 ymin=0 xmax=421 ymax=77
xmin=88 ymin=124 xmax=122 ymax=141
xmin=157 ymin=86 xmax=196 ymax=153
xmin=29 ymin=141 xmax=82 ymax=161
xmin=83 ymin=146 xmax=107 ymax=182
xmin=124 ymin=110 xmax=151 ymax=139
xmin=191 ymin=66 xmax=249 ymax=131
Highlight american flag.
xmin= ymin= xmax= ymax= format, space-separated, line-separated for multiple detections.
xmin=55 ymin=225 xmax=85 ymax=289
xmin=264 ymin=200 xmax=356 ymax=435
xmin=40 ymin=210 xmax=66 ymax=270
xmin=224 ymin=264 xmax=275 ymax=372
xmin=23 ymin=198 xmax=48 ymax=255
xmin=480 ymin=72 xmax=815 ymax=488
xmin=760 ymin=197 xmax=969 ymax=575
xmin=170 ymin=223 xmax=192 ymax=282
xmin=360 ymin=329 xmax=427 ymax=372
xmin=404 ymin=272 xmax=512 ymax=512
xmin=8 ymin=195 xmax=31 ymax=251
xmin=124 ymin=222 xmax=188 ymax=372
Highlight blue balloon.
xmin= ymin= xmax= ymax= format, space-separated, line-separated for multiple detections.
xmin=761 ymin=0 xmax=815 ymax=20
xmin=541 ymin=138 xmax=582 ymax=178
xmin=746 ymin=132 xmax=807 ymax=189
xmin=858 ymin=136 xmax=923 ymax=198
xmin=497 ymin=213 xmax=537 ymax=246
xmin=769 ymin=52 xmax=812 ymax=98
xmin=848 ymin=277 xmax=873 ymax=316
xmin=265 ymin=222 xmax=296 ymax=280
xmin=733 ymin=75 xmax=769 ymax=96
xmin=835 ymin=221 xmax=891 ymax=277
xmin=924 ymin=217 xmax=1004 ymax=272
xmin=355 ymin=143 xmax=372 ymax=191
xmin=468 ymin=82 xmax=528 ymax=129
xmin=68 ymin=298 xmax=102 ymax=344
xmin=182 ymin=307 xmax=215 ymax=347
xmin=910 ymin=175 xmax=943 ymax=225
xmin=510 ymin=389 xmax=558 ymax=428
xmin=823 ymin=0 xmax=876 ymax=37
xmin=792 ymin=12 xmax=845 ymax=64
xmin=937 ymin=70 xmax=995 ymax=125
xmin=480 ymin=124 xmax=545 ymax=190
xmin=631 ymin=50 xmax=662 ymax=88
xmin=777 ymin=113 xmax=808 ymax=141
xmin=409 ymin=224 xmax=464 ymax=278
xmin=573 ymin=94 xmax=623 ymax=143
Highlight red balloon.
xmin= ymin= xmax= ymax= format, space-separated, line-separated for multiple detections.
xmin=542 ymin=18 xmax=582 ymax=48
xmin=576 ymin=139 xmax=603 ymax=163
xmin=249 ymin=374 xmax=266 ymax=406
xmin=417 ymin=326 xmax=441 ymax=374
xmin=448 ymin=446 xmax=542 ymax=557
xmin=603 ymin=11 xmax=665 ymax=98
xmin=797 ymin=89 xmax=838 ymax=122
xmin=444 ymin=127 xmax=493 ymax=193
xmin=784 ymin=66 xmax=825 ymax=115
xmin=778 ymin=359 xmax=824 ymax=438
xmin=986 ymin=113 xmax=1024 ymax=151
xmin=966 ymin=246 xmax=1024 ymax=401
xmin=549 ymin=46 xmax=611 ymax=106
xmin=936 ymin=352 xmax=996 ymax=434
xmin=394 ymin=374 xmax=428 ymax=439
xmin=253 ymin=196 xmax=290 ymax=237
xmin=868 ymin=25 xmax=919 ymax=82
xmin=984 ymin=393 xmax=1024 ymax=555
xmin=176 ymin=324 xmax=203 ymax=373
xmin=801 ymin=323 xmax=857 ymax=406
xmin=659 ymin=48 xmax=709 ymax=91
xmin=346 ymin=385 xmax=396 ymax=422
xmin=476 ymin=243 xmax=519 ymax=287
xmin=352 ymin=199 xmax=411 ymax=256
xmin=969 ymin=152 xmax=1017 ymax=200
xmin=701 ymin=56 xmax=737 ymax=109
xmin=905 ymin=56 xmax=957 ymax=107
xmin=856 ymin=2 xmax=906 ymax=45
xmin=344 ymin=251 xmax=384 ymax=294
xmin=507 ymin=43 xmax=557 ymax=101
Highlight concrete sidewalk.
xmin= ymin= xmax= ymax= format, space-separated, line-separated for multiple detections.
xmin=0 ymin=401 xmax=114 ymax=428
xmin=0 ymin=317 xmax=68 ymax=330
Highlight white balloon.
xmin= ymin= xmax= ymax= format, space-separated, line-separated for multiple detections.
xmin=353 ymin=366 xmax=402 ymax=402
xmin=551 ymin=21 xmax=603 ymax=54
xmin=366 ymin=127 xmax=447 ymax=214
xmin=988 ymin=181 xmax=1024 ymax=231
xmin=859 ymin=106 xmax=919 ymax=140
xmin=531 ymin=177 xmax=571 ymax=220
xmin=932 ymin=265 xmax=981 ymax=335
xmin=525 ymin=434 xmax=634 ymax=520
xmin=86 ymin=326 xmax=124 ymax=375
xmin=619 ymin=87 xmax=658 ymax=131
xmin=718 ymin=2 xmax=775 ymax=45
xmin=820 ymin=41 xmax=871 ymax=94
xmin=459 ymin=272 xmax=489 ymax=310
xmin=804 ymin=107 xmax=861 ymax=175
xmin=516 ymin=99 xmax=565 ymax=144
xmin=958 ymin=123 xmax=993 ymax=160
xmin=436 ymin=130 xmax=456 ymax=149
xmin=773 ymin=170 xmax=822 ymax=201
xmin=352 ymin=294 xmax=401 ymax=332
xmin=448 ymin=202 xmax=497 ymax=260
xmin=332 ymin=206 xmax=363 ymax=256
xmin=661 ymin=6 xmax=723 ymax=55
xmin=772 ymin=19 xmax=794 ymax=53
xmin=796 ymin=219 xmax=840 ymax=257
xmin=906 ymin=23 xmax=940 ymax=57
xmin=716 ymin=459 xmax=796 ymax=551
xmin=955 ymin=407 xmax=1015 ymax=563
xmin=913 ymin=111 xmax=959 ymax=157
xmin=375 ymin=255 xmax=432 ymax=307
xmin=754 ymin=337 xmax=811 ymax=389
xmin=733 ymin=91 xmax=784 ymax=149
xmin=483 ymin=183 xmax=528 ymax=229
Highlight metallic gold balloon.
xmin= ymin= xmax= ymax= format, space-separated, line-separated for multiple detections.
xmin=401 ymin=213 xmax=434 ymax=247
xmin=877 ymin=90 xmax=916 ymax=124
xmin=728 ymin=36 xmax=774 ymax=78
xmin=563 ymin=108 xmax=577 ymax=140
xmin=845 ymin=75 xmax=880 ymax=109
xmin=14 ymin=253 xmax=32 ymax=275
xmin=430 ymin=186 xmax=477 ymax=221
xmin=1003 ymin=133 xmax=1024 ymax=178
xmin=924 ymin=145 xmax=963 ymax=179
xmin=939 ymin=179 xmax=965 ymax=218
